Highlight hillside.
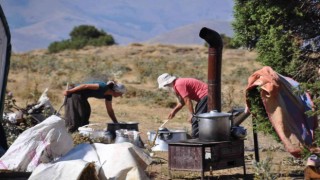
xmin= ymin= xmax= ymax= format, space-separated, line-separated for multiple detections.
xmin=5 ymin=44 xmax=306 ymax=179
xmin=7 ymin=44 xmax=259 ymax=120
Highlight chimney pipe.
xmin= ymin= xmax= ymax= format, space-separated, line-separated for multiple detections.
xmin=199 ymin=27 xmax=223 ymax=112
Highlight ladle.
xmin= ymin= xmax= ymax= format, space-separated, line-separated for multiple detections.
xmin=151 ymin=120 xmax=169 ymax=147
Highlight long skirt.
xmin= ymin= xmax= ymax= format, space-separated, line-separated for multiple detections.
xmin=191 ymin=96 xmax=208 ymax=138
xmin=64 ymin=93 xmax=91 ymax=133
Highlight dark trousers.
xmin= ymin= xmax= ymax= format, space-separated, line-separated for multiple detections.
xmin=64 ymin=93 xmax=91 ymax=133
xmin=191 ymin=96 xmax=208 ymax=138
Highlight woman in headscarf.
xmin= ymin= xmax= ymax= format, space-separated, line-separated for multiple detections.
xmin=63 ymin=81 xmax=126 ymax=133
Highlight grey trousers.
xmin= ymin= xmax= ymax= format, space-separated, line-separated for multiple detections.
xmin=191 ymin=96 xmax=208 ymax=138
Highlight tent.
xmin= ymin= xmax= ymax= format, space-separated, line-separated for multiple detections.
xmin=0 ymin=4 xmax=12 ymax=154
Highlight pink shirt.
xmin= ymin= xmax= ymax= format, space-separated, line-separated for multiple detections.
xmin=173 ymin=78 xmax=208 ymax=102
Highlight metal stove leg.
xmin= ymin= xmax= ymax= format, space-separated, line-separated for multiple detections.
xmin=243 ymin=140 xmax=247 ymax=176
xmin=253 ymin=118 xmax=260 ymax=162
xmin=253 ymin=131 xmax=260 ymax=162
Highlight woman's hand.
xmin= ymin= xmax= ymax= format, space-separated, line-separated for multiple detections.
xmin=63 ymin=90 xmax=70 ymax=96
xmin=168 ymin=111 xmax=176 ymax=119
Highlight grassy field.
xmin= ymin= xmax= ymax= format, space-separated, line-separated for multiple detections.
xmin=5 ymin=44 xmax=306 ymax=179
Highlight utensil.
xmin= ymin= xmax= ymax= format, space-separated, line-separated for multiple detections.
xmin=151 ymin=119 xmax=169 ymax=147
xmin=56 ymin=83 xmax=69 ymax=115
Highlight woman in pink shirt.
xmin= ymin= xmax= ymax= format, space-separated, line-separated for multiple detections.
xmin=157 ymin=73 xmax=208 ymax=138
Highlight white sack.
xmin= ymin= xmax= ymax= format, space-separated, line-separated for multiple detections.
xmin=3 ymin=112 xmax=17 ymax=123
xmin=28 ymin=88 xmax=55 ymax=115
xmin=94 ymin=142 xmax=152 ymax=180
xmin=28 ymin=159 xmax=92 ymax=180
xmin=0 ymin=115 xmax=73 ymax=172
xmin=54 ymin=143 xmax=101 ymax=173
xmin=29 ymin=142 xmax=152 ymax=180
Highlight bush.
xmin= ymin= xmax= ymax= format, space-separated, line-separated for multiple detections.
xmin=48 ymin=25 xmax=115 ymax=53
xmin=48 ymin=40 xmax=71 ymax=53
xmin=70 ymin=25 xmax=106 ymax=40
xmin=88 ymin=36 xmax=115 ymax=46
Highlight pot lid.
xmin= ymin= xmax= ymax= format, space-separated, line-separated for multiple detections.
xmin=195 ymin=110 xmax=231 ymax=118
xmin=107 ymin=122 xmax=139 ymax=124
xmin=158 ymin=127 xmax=169 ymax=131
xmin=126 ymin=122 xmax=139 ymax=124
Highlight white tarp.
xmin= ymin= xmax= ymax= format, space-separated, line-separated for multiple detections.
xmin=29 ymin=159 xmax=95 ymax=180
xmin=0 ymin=115 xmax=74 ymax=172
xmin=29 ymin=142 xmax=153 ymax=180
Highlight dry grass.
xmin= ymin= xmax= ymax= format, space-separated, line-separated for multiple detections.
xmin=5 ymin=44 xmax=306 ymax=179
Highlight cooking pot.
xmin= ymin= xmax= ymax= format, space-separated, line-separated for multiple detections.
xmin=195 ymin=110 xmax=231 ymax=141
xmin=107 ymin=122 xmax=139 ymax=139
xmin=125 ymin=122 xmax=139 ymax=131
xmin=147 ymin=129 xmax=187 ymax=151
xmin=78 ymin=125 xmax=112 ymax=143
xmin=114 ymin=130 xmax=130 ymax=144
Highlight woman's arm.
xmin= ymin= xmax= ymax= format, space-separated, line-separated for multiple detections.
xmin=105 ymin=99 xmax=118 ymax=123
xmin=183 ymin=96 xmax=194 ymax=123
xmin=64 ymin=84 xmax=99 ymax=96
xmin=168 ymin=97 xmax=185 ymax=119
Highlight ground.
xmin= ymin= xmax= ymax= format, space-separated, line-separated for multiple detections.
xmin=5 ymin=44 xmax=309 ymax=179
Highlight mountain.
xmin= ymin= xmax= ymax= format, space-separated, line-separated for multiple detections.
xmin=0 ymin=0 xmax=234 ymax=52
xmin=146 ymin=20 xmax=233 ymax=45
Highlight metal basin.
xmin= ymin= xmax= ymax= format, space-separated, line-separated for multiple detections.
xmin=147 ymin=129 xmax=187 ymax=151
xmin=107 ymin=122 xmax=139 ymax=139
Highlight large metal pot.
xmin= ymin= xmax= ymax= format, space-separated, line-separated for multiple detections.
xmin=195 ymin=110 xmax=231 ymax=141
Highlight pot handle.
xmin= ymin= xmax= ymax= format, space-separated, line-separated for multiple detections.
xmin=192 ymin=114 xmax=200 ymax=122
xmin=159 ymin=132 xmax=172 ymax=140
xmin=229 ymin=107 xmax=245 ymax=126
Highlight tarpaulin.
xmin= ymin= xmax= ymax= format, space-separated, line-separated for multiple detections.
xmin=246 ymin=66 xmax=317 ymax=158
xmin=29 ymin=142 xmax=153 ymax=180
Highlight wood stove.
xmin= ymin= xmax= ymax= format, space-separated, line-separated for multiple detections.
xmin=167 ymin=27 xmax=247 ymax=179
xmin=168 ymin=139 xmax=246 ymax=179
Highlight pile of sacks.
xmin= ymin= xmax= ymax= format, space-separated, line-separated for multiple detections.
xmin=0 ymin=115 xmax=153 ymax=180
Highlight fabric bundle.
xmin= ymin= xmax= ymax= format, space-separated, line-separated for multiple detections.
xmin=246 ymin=66 xmax=317 ymax=158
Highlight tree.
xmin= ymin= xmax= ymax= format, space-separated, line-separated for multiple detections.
xmin=48 ymin=25 xmax=115 ymax=53
xmin=232 ymin=0 xmax=320 ymax=83
xmin=233 ymin=1 xmax=320 ymax=155
xmin=70 ymin=25 xmax=107 ymax=40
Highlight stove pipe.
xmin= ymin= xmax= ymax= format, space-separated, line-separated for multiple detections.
xmin=199 ymin=27 xmax=223 ymax=112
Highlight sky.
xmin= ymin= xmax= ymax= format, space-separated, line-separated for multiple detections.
xmin=0 ymin=0 xmax=234 ymax=52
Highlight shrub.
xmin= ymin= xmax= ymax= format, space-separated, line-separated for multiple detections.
xmin=48 ymin=25 xmax=115 ymax=53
